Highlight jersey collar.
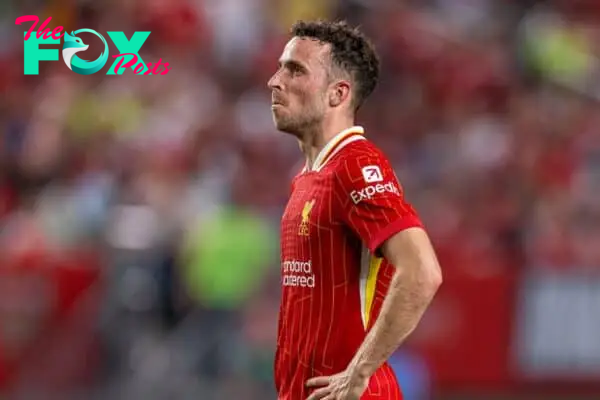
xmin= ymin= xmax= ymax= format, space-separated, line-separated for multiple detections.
xmin=303 ymin=126 xmax=365 ymax=173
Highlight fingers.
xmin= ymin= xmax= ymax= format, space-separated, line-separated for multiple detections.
xmin=305 ymin=376 xmax=332 ymax=400
xmin=305 ymin=376 xmax=331 ymax=387
xmin=306 ymin=386 xmax=331 ymax=400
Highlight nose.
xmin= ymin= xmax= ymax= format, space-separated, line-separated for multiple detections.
xmin=267 ymin=69 xmax=282 ymax=91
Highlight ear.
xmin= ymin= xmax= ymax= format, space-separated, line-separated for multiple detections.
xmin=329 ymin=80 xmax=351 ymax=107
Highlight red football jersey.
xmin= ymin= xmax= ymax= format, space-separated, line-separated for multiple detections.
xmin=275 ymin=126 xmax=423 ymax=399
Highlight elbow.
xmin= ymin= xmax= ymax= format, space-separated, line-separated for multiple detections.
xmin=432 ymin=267 xmax=443 ymax=292
xmin=424 ymin=259 xmax=442 ymax=298
xmin=431 ymin=258 xmax=443 ymax=287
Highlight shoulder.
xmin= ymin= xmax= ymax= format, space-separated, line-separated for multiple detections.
xmin=333 ymin=138 xmax=391 ymax=166
xmin=330 ymin=138 xmax=396 ymax=184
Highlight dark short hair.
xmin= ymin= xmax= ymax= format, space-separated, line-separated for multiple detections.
xmin=291 ymin=20 xmax=380 ymax=111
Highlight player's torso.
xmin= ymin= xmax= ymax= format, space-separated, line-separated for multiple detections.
xmin=276 ymin=157 xmax=400 ymax=397
xmin=274 ymin=131 xmax=405 ymax=399
xmin=278 ymin=165 xmax=366 ymax=374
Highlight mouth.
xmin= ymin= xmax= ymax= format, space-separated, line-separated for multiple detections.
xmin=271 ymin=94 xmax=286 ymax=107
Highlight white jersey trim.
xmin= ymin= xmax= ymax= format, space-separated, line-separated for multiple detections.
xmin=303 ymin=126 xmax=365 ymax=173
xmin=315 ymin=135 xmax=365 ymax=172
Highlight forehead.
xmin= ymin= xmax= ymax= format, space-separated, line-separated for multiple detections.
xmin=280 ymin=37 xmax=330 ymax=69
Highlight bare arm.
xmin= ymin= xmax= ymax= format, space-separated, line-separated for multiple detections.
xmin=347 ymin=226 xmax=442 ymax=379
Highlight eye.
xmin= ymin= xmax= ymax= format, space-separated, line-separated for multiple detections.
xmin=288 ymin=63 xmax=303 ymax=76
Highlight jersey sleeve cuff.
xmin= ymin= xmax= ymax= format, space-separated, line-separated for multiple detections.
xmin=368 ymin=215 xmax=423 ymax=256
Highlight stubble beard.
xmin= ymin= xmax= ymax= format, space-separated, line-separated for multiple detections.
xmin=274 ymin=105 xmax=324 ymax=139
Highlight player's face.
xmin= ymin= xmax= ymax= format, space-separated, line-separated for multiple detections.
xmin=267 ymin=37 xmax=330 ymax=136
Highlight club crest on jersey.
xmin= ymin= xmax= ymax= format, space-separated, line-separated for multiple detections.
xmin=299 ymin=199 xmax=315 ymax=236
xmin=361 ymin=165 xmax=383 ymax=183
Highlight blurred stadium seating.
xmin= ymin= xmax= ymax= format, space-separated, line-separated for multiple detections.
xmin=1 ymin=0 xmax=600 ymax=399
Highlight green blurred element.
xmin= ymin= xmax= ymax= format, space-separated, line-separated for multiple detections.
xmin=525 ymin=25 xmax=592 ymax=83
xmin=97 ymin=94 xmax=144 ymax=137
xmin=66 ymin=92 xmax=143 ymax=137
xmin=181 ymin=206 xmax=277 ymax=310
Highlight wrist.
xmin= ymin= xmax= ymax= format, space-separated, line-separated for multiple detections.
xmin=348 ymin=359 xmax=374 ymax=380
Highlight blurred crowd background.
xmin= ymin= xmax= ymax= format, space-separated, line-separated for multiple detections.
xmin=2 ymin=0 xmax=600 ymax=399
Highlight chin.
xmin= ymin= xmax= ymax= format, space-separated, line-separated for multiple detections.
xmin=272 ymin=114 xmax=297 ymax=135
xmin=274 ymin=120 xmax=297 ymax=135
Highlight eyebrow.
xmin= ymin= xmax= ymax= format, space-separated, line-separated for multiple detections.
xmin=278 ymin=59 xmax=308 ymax=72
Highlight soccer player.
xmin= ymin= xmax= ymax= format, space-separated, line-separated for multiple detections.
xmin=268 ymin=20 xmax=443 ymax=400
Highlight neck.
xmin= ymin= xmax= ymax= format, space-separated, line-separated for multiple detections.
xmin=300 ymin=117 xmax=355 ymax=170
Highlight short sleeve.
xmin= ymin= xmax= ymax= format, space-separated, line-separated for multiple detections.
xmin=334 ymin=153 xmax=423 ymax=257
